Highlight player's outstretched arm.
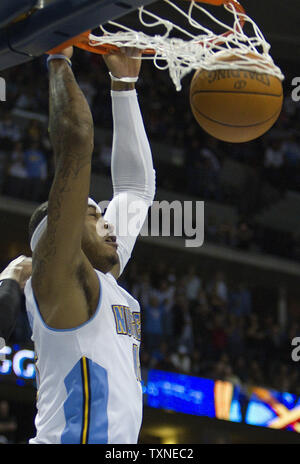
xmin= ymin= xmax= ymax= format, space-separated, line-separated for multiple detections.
xmin=32 ymin=47 xmax=97 ymax=327
xmin=102 ymin=48 xmax=156 ymax=279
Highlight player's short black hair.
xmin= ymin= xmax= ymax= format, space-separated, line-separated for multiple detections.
xmin=28 ymin=201 xmax=48 ymax=241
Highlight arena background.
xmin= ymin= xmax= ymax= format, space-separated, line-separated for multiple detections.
xmin=0 ymin=0 xmax=300 ymax=444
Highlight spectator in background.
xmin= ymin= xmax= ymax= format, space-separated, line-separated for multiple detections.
xmin=207 ymin=271 xmax=228 ymax=312
xmin=223 ymin=363 xmax=242 ymax=386
xmin=174 ymin=275 xmax=188 ymax=298
xmin=143 ymin=295 xmax=166 ymax=355
xmin=282 ymin=133 xmax=300 ymax=190
xmin=147 ymin=99 xmax=167 ymax=139
xmin=228 ymin=282 xmax=252 ymax=317
xmin=0 ymin=113 xmax=21 ymax=151
xmin=197 ymin=288 xmax=210 ymax=314
xmin=263 ymin=138 xmax=285 ymax=191
xmin=235 ymin=220 xmax=254 ymax=251
xmin=15 ymin=86 xmax=38 ymax=111
xmin=239 ymin=160 xmax=264 ymax=217
xmin=190 ymin=348 xmax=202 ymax=376
xmin=171 ymin=295 xmax=189 ymax=345
xmin=246 ymin=313 xmax=266 ymax=360
xmin=199 ymin=137 xmax=222 ymax=201
xmin=132 ymin=271 xmax=152 ymax=308
xmin=24 ymin=141 xmax=47 ymax=201
xmin=275 ymin=364 xmax=292 ymax=393
xmin=210 ymin=352 xmax=231 ymax=381
xmin=151 ymin=341 xmax=176 ymax=372
xmin=26 ymin=120 xmax=42 ymax=144
xmin=0 ymin=401 xmax=17 ymax=444
xmin=205 ymin=214 xmax=218 ymax=242
xmin=210 ymin=313 xmax=228 ymax=358
xmin=265 ymin=319 xmax=285 ymax=362
xmin=4 ymin=142 xmax=29 ymax=198
xmin=170 ymin=345 xmax=191 ymax=374
xmin=227 ymin=315 xmax=245 ymax=361
xmin=152 ymin=279 xmax=175 ymax=345
xmin=185 ymin=134 xmax=202 ymax=196
xmin=217 ymin=222 xmax=236 ymax=247
xmin=185 ymin=265 xmax=202 ymax=305
xmin=191 ymin=294 xmax=212 ymax=357
xmin=234 ymin=355 xmax=249 ymax=384
xmin=283 ymin=95 xmax=298 ymax=121
xmin=167 ymin=266 xmax=177 ymax=285
xmin=282 ymin=133 xmax=300 ymax=165
xmin=264 ymin=138 xmax=285 ymax=169
xmin=247 ymin=360 xmax=265 ymax=387
xmin=150 ymin=261 xmax=167 ymax=289
xmin=152 ymin=279 xmax=175 ymax=310
xmin=177 ymin=300 xmax=194 ymax=354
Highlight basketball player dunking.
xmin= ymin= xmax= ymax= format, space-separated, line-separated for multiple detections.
xmin=24 ymin=45 xmax=156 ymax=444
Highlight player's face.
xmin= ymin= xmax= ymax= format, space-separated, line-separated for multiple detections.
xmin=81 ymin=206 xmax=119 ymax=272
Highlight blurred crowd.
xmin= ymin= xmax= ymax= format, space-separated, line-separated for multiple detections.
xmin=1 ymin=52 xmax=300 ymax=261
xmin=122 ymin=261 xmax=300 ymax=396
xmin=0 ymin=53 xmax=300 ymax=259
xmin=7 ymin=259 xmax=300 ymax=399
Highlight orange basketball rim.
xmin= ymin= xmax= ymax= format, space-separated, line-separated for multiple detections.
xmin=47 ymin=0 xmax=246 ymax=56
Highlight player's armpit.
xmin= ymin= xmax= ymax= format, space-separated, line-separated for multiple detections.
xmin=33 ymin=249 xmax=100 ymax=330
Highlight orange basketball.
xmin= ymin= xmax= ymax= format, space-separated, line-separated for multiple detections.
xmin=189 ymin=56 xmax=283 ymax=143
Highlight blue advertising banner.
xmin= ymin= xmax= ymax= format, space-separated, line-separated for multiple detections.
xmin=1 ymin=346 xmax=300 ymax=432
xmin=143 ymin=369 xmax=300 ymax=433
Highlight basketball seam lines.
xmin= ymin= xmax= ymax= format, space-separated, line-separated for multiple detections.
xmin=192 ymin=107 xmax=282 ymax=128
xmin=191 ymin=90 xmax=283 ymax=97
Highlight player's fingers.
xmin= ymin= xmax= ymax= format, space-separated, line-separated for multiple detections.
xmin=120 ymin=46 xmax=142 ymax=58
xmin=131 ymin=47 xmax=143 ymax=57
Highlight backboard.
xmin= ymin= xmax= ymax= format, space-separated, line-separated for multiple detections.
xmin=0 ymin=0 xmax=156 ymax=71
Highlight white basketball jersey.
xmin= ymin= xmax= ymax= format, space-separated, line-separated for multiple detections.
xmin=24 ymin=270 xmax=143 ymax=444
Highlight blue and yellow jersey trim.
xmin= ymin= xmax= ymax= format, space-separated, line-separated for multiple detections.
xmin=80 ymin=357 xmax=91 ymax=444
xmin=62 ymin=357 xmax=109 ymax=444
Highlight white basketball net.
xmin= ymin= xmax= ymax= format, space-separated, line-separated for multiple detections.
xmin=89 ymin=0 xmax=284 ymax=91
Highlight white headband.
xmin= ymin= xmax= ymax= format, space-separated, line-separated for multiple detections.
xmin=30 ymin=197 xmax=102 ymax=252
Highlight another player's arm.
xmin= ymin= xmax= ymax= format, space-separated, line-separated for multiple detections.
xmin=0 ymin=256 xmax=32 ymax=346
xmin=32 ymin=49 xmax=98 ymax=328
